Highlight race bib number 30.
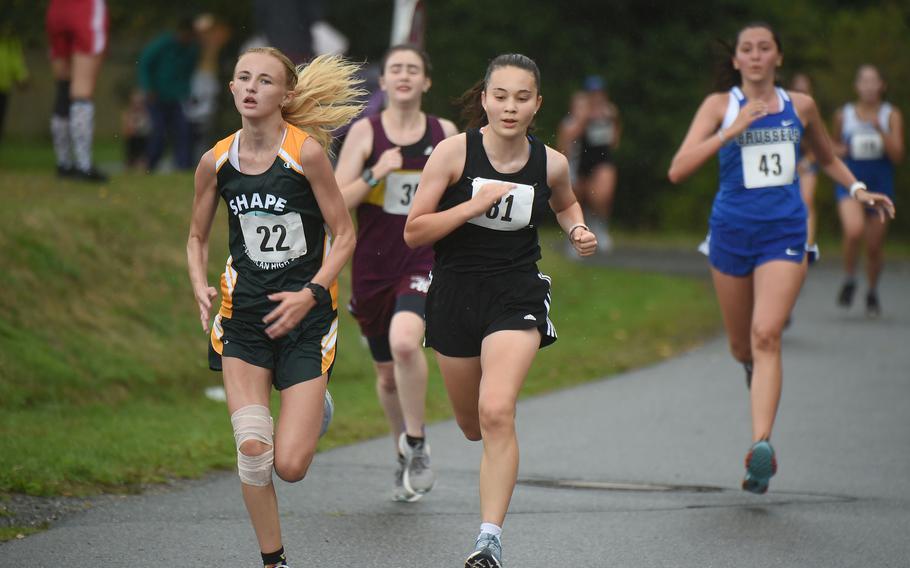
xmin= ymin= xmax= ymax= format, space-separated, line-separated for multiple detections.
xmin=383 ymin=171 xmax=421 ymax=215
xmin=467 ymin=177 xmax=534 ymax=231
xmin=239 ymin=211 xmax=308 ymax=264
xmin=850 ymin=132 xmax=884 ymax=160
xmin=741 ymin=142 xmax=796 ymax=189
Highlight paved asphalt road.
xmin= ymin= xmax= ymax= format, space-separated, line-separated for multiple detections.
xmin=3 ymin=258 xmax=908 ymax=567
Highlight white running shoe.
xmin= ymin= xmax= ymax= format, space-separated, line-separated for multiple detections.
xmin=398 ymin=433 xmax=436 ymax=495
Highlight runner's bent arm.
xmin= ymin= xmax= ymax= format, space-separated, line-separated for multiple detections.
xmin=546 ymin=147 xmax=596 ymax=256
xmin=403 ymin=134 xmax=513 ymax=248
xmin=797 ymin=94 xmax=896 ymax=220
xmin=667 ymin=94 xmax=726 ymax=183
xmin=881 ymin=108 xmax=904 ymax=164
xmin=831 ymin=109 xmax=847 ymax=158
xmin=334 ymin=118 xmax=375 ymax=209
xmin=187 ymin=150 xmax=220 ymax=333
xmin=669 ymin=93 xmax=769 ymax=184
xmin=440 ymin=118 xmax=460 ymax=138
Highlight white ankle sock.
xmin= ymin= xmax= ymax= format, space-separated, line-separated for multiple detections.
xmin=479 ymin=522 xmax=502 ymax=538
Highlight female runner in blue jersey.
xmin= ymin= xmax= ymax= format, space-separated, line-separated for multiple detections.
xmin=832 ymin=64 xmax=904 ymax=317
xmin=668 ymin=23 xmax=895 ymax=494
xmin=187 ymin=48 xmax=361 ymax=568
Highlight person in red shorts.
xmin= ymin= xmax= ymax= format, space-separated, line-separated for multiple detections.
xmin=45 ymin=0 xmax=108 ymax=181
xmin=335 ymin=44 xmax=457 ymax=502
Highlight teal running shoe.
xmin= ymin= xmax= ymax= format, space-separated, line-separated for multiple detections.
xmin=742 ymin=440 xmax=777 ymax=494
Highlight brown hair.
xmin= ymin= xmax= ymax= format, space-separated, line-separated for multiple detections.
xmin=714 ymin=22 xmax=783 ymax=91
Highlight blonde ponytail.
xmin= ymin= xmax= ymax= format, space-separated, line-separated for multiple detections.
xmin=240 ymin=48 xmax=367 ymax=156
xmin=284 ymin=54 xmax=367 ymax=155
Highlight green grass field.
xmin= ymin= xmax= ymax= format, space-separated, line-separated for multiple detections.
xmin=0 ymin=163 xmax=721 ymax=502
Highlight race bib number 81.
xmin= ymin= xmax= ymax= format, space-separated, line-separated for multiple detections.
xmin=383 ymin=171 xmax=421 ymax=215
xmin=467 ymin=177 xmax=534 ymax=231
xmin=239 ymin=211 xmax=308 ymax=264
xmin=741 ymin=142 xmax=796 ymax=189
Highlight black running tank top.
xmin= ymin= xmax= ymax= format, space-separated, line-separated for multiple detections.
xmin=212 ymin=124 xmax=336 ymax=322
xmin=433 ymin=128 xmax=551 ymax=275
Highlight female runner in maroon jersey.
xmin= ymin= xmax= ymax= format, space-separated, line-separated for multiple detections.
xmin=335 ymin=44 xmax=458 ymax=502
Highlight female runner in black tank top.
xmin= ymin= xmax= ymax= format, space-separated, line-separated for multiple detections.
xmin=187 ymin=47 xmax=361 ymax=568
xmin=405 ymin=54 xmax=597 ymax=568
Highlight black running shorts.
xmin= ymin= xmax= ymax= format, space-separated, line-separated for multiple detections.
xmin=424 ymin=267 xmax=557 ymax=358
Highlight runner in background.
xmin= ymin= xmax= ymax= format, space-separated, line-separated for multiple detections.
xmin=335 ymin=44 xmax=457 ymax=502
xmin=558 ymin=75 xmax=621 ymax=253
xmin=832 ymin=64 xmax=904 ymax=317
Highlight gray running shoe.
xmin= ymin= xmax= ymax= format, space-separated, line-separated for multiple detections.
xmin=319 ymin=390 xmax=334 ymax=438
xmin=393 ymin=454 xmax=422 ymax=502
xmin=398 ymin=432 xmax=436 ymax=495
xmin=465 ymin=532 xmax=503 ymax=568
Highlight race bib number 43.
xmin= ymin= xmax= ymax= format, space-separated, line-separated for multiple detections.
xmin=467 ymin=177 xmax=534 ymax=231
xmin=383 ymin=171 xmax=421 ymax=215
xmin=239 ymin=211 xmax=307 ymax=264
xmin=741 ymin=142 xmax=796 ymax=189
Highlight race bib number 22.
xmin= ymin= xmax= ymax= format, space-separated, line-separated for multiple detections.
xmin=239 ymin=211 xmax=308 ymax=264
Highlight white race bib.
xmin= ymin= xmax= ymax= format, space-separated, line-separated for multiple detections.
xmin=850 ymin=132 xmax=884 ymax=160
xmin=585 ymin=119 xmax=615 ymax=146
xmin=239 ymin=211 xmax=308 ymax=264
xmin=467 ymin=177 xmax=534 ymax=231
xmin=383 ymin=171 xmax=421 ymax=215
xmin=741 ymin=142 xmax=796 ymax=189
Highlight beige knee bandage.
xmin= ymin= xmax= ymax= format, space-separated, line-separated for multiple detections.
xmin=231 ymin=405 xmax=274 ymax=487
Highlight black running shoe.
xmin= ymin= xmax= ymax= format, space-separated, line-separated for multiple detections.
xmin=866 ymin=291 xmax=881 ymax=318
xmin=72 ymin=166 xmax=109 ymax=183
xmin=837 ymin=280 xmax=856 ymax=308
xmin=56 ymin=165 xmax=76 ymax=178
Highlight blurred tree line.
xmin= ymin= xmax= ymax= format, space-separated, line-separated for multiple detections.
xmin=6 ymin=0 xmax=909 ymax=236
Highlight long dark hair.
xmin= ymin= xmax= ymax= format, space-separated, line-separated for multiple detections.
xmin=455 ymin=53 xmax=541 ymax=130
xmin=714 ymin=22 xmax=783 ymax=91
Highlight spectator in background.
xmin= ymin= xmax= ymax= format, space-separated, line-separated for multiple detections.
xmin=558 ymin=75 xmax=621 ymax=253
xmin=185 ymin=13 xmax=231 ymax=161
xmin=121 ymin=89 xmax=150 ymax=171
xmin=252 ymin=0 xmax=322 ymax=64
xmin=0 ymin=29 xmax=29 ymax=143
xmin=138 ymin=17 xmax=199 ymax=171
xmin=45 ymin=0 xmax=108 ymax=181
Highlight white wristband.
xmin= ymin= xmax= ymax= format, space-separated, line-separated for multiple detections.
xmin=717 ymin=128 xmax=727 ymax=144
xmin=849 ymin=181 xmax=867 ymax=199
xmin=567 ymin=223 xmax=589 ymax=242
